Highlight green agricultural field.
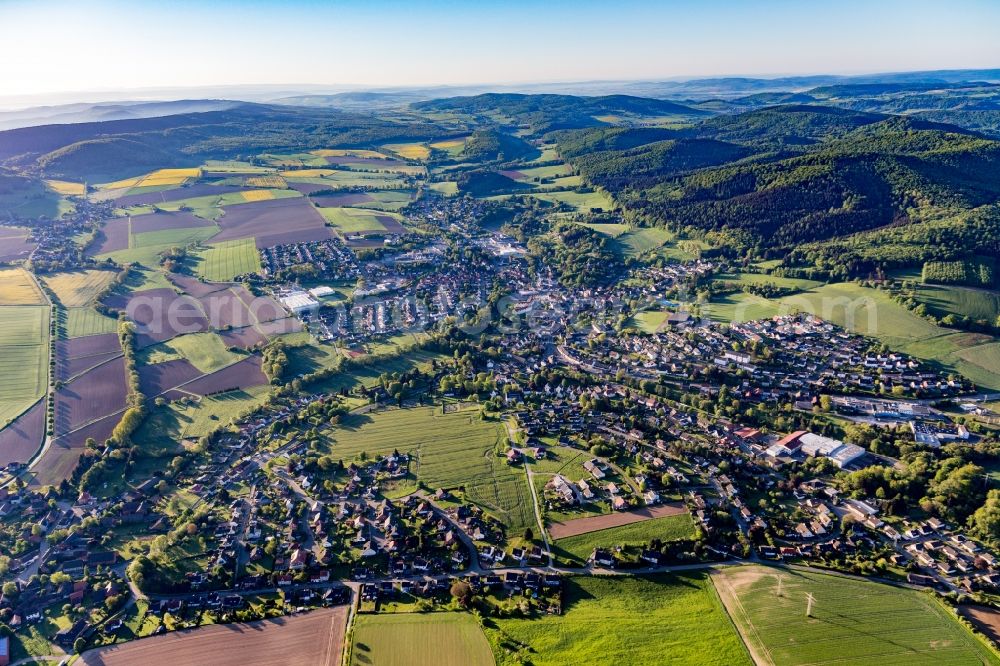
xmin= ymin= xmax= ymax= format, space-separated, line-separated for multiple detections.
xmin=428 ymin=181 xmax=459 ymax=196
xmin=318 ymin=207 xmax=390 ymax=234
xmin=576 ymin=222 xmax=629 ymax=237
xmin=914 ymin=283 xmax=1000 ymax=322
xmin=0 ymin=306 xmax=49 ymax=426
xmin=100 ymin=226 xmax=220 ymax=271
xmin=131 ymin=225 xmax=222 ymax=250
xmin=321 ymin=406 xmax=534 ymax=529
xmin=707 ymin=291 xmax=784 ymax=323
xmin=611 ymin=227 xmax=676 ymax=257
xmin=551 ymin=513 xmax=696 ymax=564
xmin=527 ymin=189 xmax=614 ymax=211
xmin=64 ymin=306 xmax=118 ymax=338
xmin=712 ymin=272 xmax=824 ymax=293
xmin=283 ymin=171 xmax=407 ymax=189
xmin=142 ymin=332 xmax=242 ymax=373
xmin=491 ymin=574 xmax=751 ymax=666
xmin=192 ymin=239 xmax=261 ymax=281
xmin=510 ymin=164 xmax=574 ymax=181
xmin=350 ymin=613 xmax=493 ymax=666
xmin=712 ymin=565 xmax=1000 ymax=666
xmin=537 ymin=175 xmax=583 ymax=189
xmin=126 ymin=188 xmax=300 ymax=220
xmin=358 ymin=189 xmax=415 ymax=211
xmin=489 ymin=188 xmax=613 ymax=212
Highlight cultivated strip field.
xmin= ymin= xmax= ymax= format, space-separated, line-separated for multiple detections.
xmin=192 ymin=238 xmax=262 ymax=281
xmin=712 ymin=565 xmax=1000 ymax=666
xmin=0 ymin=305 xmax=49 ymax=425
xmin=350 ymin=612 xmax=493 ymax=666
xmin=80 ymin=606 xmax=347 ymax=666
xmin=0 ymin=225 xmax=35 ymax=262
xmin=0 ymin=398 xmax=46 ymax=467
xmin=547 ymin=502 xmax=689 ymax=539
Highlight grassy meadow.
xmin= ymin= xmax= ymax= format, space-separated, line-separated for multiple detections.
xmin=490 ymin=574 xmax=751 ymax=666
xmin=351 ymin=612 xmax=493 ymax=666
xmin=551 ymin=512 xmax=697 ymax=564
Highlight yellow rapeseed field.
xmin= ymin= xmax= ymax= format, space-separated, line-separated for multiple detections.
xmin=101 ymin=167 xmax=202 ymax=190
xmin=383 ymin=142 xmax=431 ymax=160
xmin=429 ymin=138 xmax=466 ymax=150
xmin=44 ymin=180 xmax=86 ymax=196
xmin=241 ymin=189 xmax=274 ymax=202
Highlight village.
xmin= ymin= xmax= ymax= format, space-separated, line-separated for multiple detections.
xmin=0 ymin=177 xmax=998 ymax=663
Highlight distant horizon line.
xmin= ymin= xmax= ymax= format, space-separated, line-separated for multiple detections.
xmin=1 ymin=65 xmax=998 ymax=112
xmin=6 ymin=65 xmax=1000 ymax=96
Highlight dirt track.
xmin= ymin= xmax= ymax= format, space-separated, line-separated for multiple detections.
xmin=79 ymin=606 xmax=348 ymax=666
xmin=548 ymin=502 xmax=688 ymax=539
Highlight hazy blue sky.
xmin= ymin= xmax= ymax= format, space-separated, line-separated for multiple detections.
xmin=2 ymin=0 xmax=999 ymax=95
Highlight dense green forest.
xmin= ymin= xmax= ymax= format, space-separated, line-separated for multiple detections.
xmin=413 ymin=93 xmax=708 ymax=135
xmin=459 ymin=127 xmax=539 ymax=162
xmin=557 ymin=108 xmax=1000 ymax=258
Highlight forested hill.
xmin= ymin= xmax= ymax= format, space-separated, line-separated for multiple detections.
xmin=559 ymin=105 xmax=1000 ymax=251
xmin=411 ymin=93 xmax=710 ymax=134
xmin=0 ymin=103 xmax=448 ymax=180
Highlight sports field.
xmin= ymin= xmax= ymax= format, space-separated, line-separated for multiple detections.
xmin=493 ymin=574 xmax=750 ymax=666
xmin=42 ymin=269 xmax=117 ymax=307
xmin=0 ymin=306 xmax=49 ymax=426
xmin=192 ymin=239 xmax=262 ymax=281
xmin=551 ymin=512 xmax=696 ymax=563
xmin=712 ymin=565 xmax=1000 ymax=666
xmin=628 ymin=309 xmax=669 ymax=333
xmin=323 ymin=406 xmax=535 ymax=529
xmin=0 ymin=267 xmax=45 ymax=305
